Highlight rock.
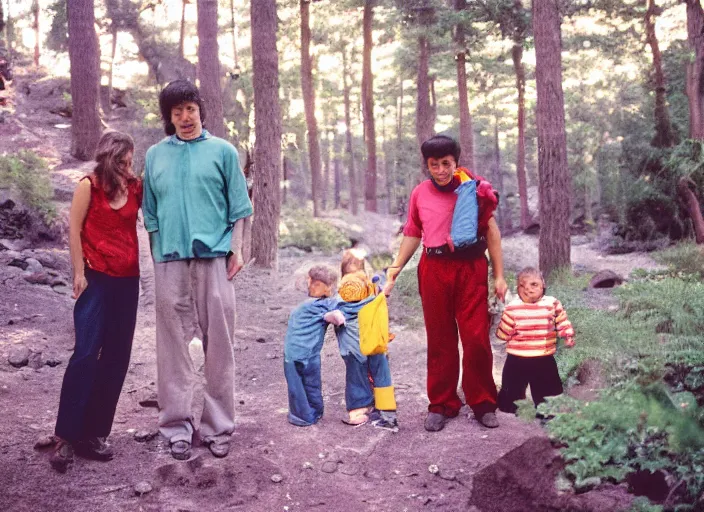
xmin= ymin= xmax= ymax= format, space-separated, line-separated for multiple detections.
xmin=44 ymin=357 xmax=62 ymax=367
xmin=34 ymin=435 xmax=57 ymax=450
xmin=8 ymin=345 xmax=30 ymax=367
xmin=27 ymin=351 xmax=43 ymax=370
xmin=24 ymin=258 xmax=43 ymax=273
xmin=589 ymin=270 xmax=624 ymax=289
xmin=255 ymin=337 xmax=266 ymax=344
xmin=270 ymin=474 xmax=283 ymax=483
xmin=134 ymin=481 xmax=152 ymax=496
xmin=320 ymin=461 xmax=338 ymax=474
xmin=52 ymin=284 xmax=70 ymax=295
xmin=302 ymin=461 xmax=313 ymax=470
xmin=134 ymin=430 xmax=158 ymax=442
xmin=7 ymin=317 xmax=21 ymax=325
xmin=439 ymin=469 xmax=457 ymax=481
xmin=339 ymin=463 xmax=359 ymax=476
xmin=8 ymin=258 xmax=28 ymax=271
xmin=20 ymin=367 xmax=34 ymax=380
xmin=23 ymin=271 xmax=53 ymax=285
xmin=428 ymin=464 xmax=439 ymax=475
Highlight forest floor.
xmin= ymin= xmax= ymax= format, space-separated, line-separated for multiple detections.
xmin=0 ymin=68 xmax=664 ymax=512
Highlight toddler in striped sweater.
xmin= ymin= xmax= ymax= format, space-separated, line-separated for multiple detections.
xmin=495 ymin=267 xmax=575 ymax=414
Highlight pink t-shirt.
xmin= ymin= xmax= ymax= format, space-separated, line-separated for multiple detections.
xmin=403 ymin=173 xmax=498 ymax=248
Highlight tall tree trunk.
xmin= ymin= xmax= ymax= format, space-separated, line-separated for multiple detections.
xmin=231 ymin=0 xmax=238 ymax=70
xmin=383 ymin=115 xmax=393 ymax=214
xmin=493 ymin=117 xmax=512 ymax=232
xmin=251 ymin=0 xmax=282 ymax=268
xmin=179 ymin=0 xmax=187 ymax=60
xmin=334 ymin=134 xmax=341 ymax=209
xmin=0 ymin=1 xmax=4 ymax=34
xmin=678 ymin=177 xmax=704 ymax=243
xmin=454 ymin=0 xmax=474 ymax=169
xmin=342 ymin=46 xmax=358 ymax=215
xmin=105 ymin=23 xmax=118 ymax=116
xmin=533 ymin=0 xmax=571 ymax=278
xmin=686 ymin=0 xmax=704 ymax=140
xmin=32 ymin=0 xmax=39 ymax=67
xmin=512 ymin=42 xmax=531 ymax=229
xmin=416 ymin=34 xmax=433 ymax=176
xmin=322 ymin=129 xmax=330 ymax=210
xmin=362 ymin=0 xmax=378 ymax=212
xmin=67 ymin=0 xmax=102 ymax=161
xmin=395 ymin=79 xmax=403 ymax=211
xmin=4 ymin=0 xmax=12 ymax=55
xmin=645 ymin=0 xmax=678 ymax=147
xmin=300 ymin=0 xmax=323 ymax=216
xmin=197 ymin=0 xmax=225 ymax=138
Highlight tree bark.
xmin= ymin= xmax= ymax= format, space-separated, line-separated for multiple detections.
xmin=300 ymin=0 xmax=323 ymax=216
xmin=342 ymin=46 xmax=358 ymax=215
xmin=416 ymin=34 xmax=433 ymax=176
xmin=179 ymin=0 xmax=187 ymax=60
xmin=533 ymin=0 xmax=571 ymax=278
xmin=362 ymin=0 xmax=378 ymax=212
xmin=67 ymin=0 xmax=102 ymax=161
xmin=334 ymin=134 xmax=341 ymax=209
xmin=105 ymin=23 xmax=118 ymax=116
xmin=512 ymin=42 xmax=531 ymax=229
xmin=454 ymin=0 xmax=474 ymax=170
xmin=686 ymin=0 xmax=704 ymax=140
xmin=197 ymin=0 xmax=225 ymax=138
xmin=322 ymin=128 xmax=330 ymax=210
xmin=645 ymin=0 xmax=678 ymax=147
xmin=251 ymin=0 xmax=282 ymax=268
xmin=678 ymin=177 xmax=704 ymax=243
xmin=32 ymin=0 xmax=39 ymax=67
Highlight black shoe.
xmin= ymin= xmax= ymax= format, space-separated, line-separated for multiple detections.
xmin=206 ymin=440 xmax=230 ymax=458
xmin=476 ymin=412 xmax=499 ymax=428
xmin=50 ymin=440 xmax=74 ymax=473
xmin=372 ymin=411 xmax=399 ymax=432
xmin=170 ymin=440 xmax=192 ymax=460
xmin=75 ymin=437 xmax=114 ymax=461
xmin=424 ymin=412 xmax=446 ymax=432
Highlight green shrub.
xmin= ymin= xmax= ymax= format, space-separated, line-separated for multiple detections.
xmin=651 ymin=242 xmax=704 ymax=280
xmin=617 ymin=279 xmax=704 ymax=336
xmin=0 ymin=150 xmax=56 ymax=222
xmin=541 ymin=383 xmax=704 ymax=501
xmin=279 ymin=211 xmax=349 ymax=253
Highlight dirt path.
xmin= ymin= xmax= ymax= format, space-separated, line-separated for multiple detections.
xmin=0 ymin=69 xmax=652 ymax=511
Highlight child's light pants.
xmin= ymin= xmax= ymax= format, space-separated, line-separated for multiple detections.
xmin=154 ymin=258 xmax=236 ymax=445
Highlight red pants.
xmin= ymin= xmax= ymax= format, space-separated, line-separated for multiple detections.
xmin=418 ymin=253 xmax=497 ymax=417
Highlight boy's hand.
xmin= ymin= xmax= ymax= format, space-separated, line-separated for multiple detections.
xmin=383 ymin=266 xmax=401 ymax=297
xmin=494 ymin=276 xmax=507 ymax=302
xmin=226 ymin=250 xmax=244 ymax=280
xmin=565 ymin=338 xmax=575 ymax=348
xmin=323 ymin=310 xmax=346 ymax=326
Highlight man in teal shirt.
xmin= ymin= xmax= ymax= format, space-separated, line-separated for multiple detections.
xmin=143 ymin=80 xmax=253 ymax=460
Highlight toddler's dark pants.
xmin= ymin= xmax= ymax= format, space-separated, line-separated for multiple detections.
xmin=498 ymin=354 xmax=563 ymax=414
xmin=284 ymin=354 xmax=323 ymax=426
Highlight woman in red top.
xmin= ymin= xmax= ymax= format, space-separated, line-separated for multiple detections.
xmin=51 ymin=131 xmax=142 ymax=472
xmin=385 ymin=135 xmax=507 ymax=431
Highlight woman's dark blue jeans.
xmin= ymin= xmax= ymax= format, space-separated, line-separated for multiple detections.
xmin=55 ymin=268 xmax=139 ymax=443
xmin=284 ymin=355 xmax=323 ymax=426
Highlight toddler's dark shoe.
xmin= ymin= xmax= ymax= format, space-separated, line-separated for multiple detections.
xmin=76 ymin=436 xmax=114 ymax=461
xmin=372 ymin=411 xmax=399 ymax=432
xmin=50 ymin=440 xmax=74 ymax=473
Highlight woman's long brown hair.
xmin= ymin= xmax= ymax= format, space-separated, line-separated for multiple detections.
xmin=94 ymin=131 xmax=135 ymax=201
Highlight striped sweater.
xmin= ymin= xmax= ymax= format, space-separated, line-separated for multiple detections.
xmin=495 ymin=295 xmax=575 ymax=357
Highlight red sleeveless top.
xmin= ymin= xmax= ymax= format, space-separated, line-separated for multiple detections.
xmin=81 ymin=175 xmax=142 ymax=277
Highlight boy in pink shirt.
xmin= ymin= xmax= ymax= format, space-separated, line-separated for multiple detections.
xmin=384 ymin=135 xmax=507 ymax=431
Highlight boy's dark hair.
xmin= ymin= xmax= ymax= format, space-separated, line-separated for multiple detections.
xmin=420 ymin=135 xmax=461 ymax=164
xmin=158 ymin=79 xmax=206 ymax=136
xmin=308 ymin=265 xmax=338 ymax=288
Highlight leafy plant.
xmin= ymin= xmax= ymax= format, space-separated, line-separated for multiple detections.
xmin=279 ymin=210 xmax=349 ymax=253
xmin=0 ymin=151 xmax=56 ymax=223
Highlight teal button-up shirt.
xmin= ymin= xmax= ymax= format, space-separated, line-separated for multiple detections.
xmin=142 ymin=131 xmax=253 ymax=263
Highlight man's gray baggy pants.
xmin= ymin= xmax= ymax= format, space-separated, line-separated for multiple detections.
xmin=154 ymin=257 xmax=236 ymax=444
